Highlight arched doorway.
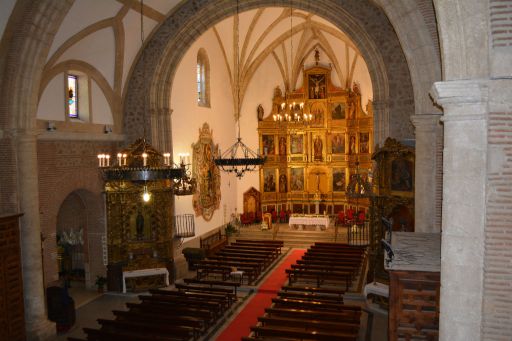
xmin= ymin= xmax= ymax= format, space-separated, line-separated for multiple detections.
xmin=56 ymin=192 xmax=87 ymax=287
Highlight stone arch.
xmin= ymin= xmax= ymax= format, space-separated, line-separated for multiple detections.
xmin=374 ymin=0 xmax=442 ymax=115
xmin=123 ymin=0 xmax=414 ymax=148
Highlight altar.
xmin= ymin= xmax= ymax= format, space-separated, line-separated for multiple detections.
xmin=288 ymin=214 xmax=330 ymax=230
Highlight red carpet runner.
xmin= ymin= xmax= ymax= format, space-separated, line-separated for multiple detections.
xmin=215 ymin=249 xmax=306 ymax=341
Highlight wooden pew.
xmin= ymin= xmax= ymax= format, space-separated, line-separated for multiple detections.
xmin=97 ymin=318 xmax=195 ymax=340
xmin=264 ymin=307 xmax=361 ymax=323
xmin=286 ymin=268 xmax=352 ymax=289
xmin=148 ymin=288 xmax=232 ymax=309
xmin=112 ymin=309 xmax=205 ymax=332
xmin=126 ymin=302 xmax=215 ymax=326
xmin=250 ymin=325 xmax=358 ymax=341
xmin=281 ymin=285 xmax=345 ymax=297
xmin=257 ymin=316 xmax=360 ymax=334
xmin=271 ymin=297 xmax=360 ymax=313
xmin=83 ymin=327 xmax=181 ymax=341
xmin=183 ymin=278 xmax=240 ymax=295
xmin=138 ymin=294 xmax=224 ymax=318
xmin=277 ymin=290 xmax=344 ymax=303
xmin=195 ymin=259 xmax=259 ymax=283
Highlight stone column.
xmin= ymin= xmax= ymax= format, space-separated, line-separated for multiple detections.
xmin=17 ymin=132 xmax=55 ymax=340
xmin=431 ymin=80 xmax=487 ymax=341
xmin=372 ymin=100 xmax=390 ymax=146
xmin=410 ymin=114 xmax=442 ymax=233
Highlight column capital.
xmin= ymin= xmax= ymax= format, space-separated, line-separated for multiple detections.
xmin=410 ymin=114 xmax=442 ymax=132
xmin=431 ymin=80 xmax=488 ymax=122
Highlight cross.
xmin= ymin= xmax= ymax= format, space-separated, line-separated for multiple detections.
xmin=311 ymin=170 xmax=326 ymax=192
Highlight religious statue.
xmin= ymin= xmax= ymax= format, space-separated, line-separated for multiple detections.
xmin=257 ymin=104 xmax=264 ymax=121
xmin=314 ymin=136 xmax=323 ymax=161
xmin=279 ymin=136 xmax=287 ymax=155
xmin=314 ymin=48 xmax=320 ymax=65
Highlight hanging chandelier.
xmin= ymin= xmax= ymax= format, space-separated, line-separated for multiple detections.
xmin=98 ymin=0 xmax=195 ymax=196
xmin=272 ymin=3 xmax=312 ymax=126
xmin=214 ymin=0 xmax=265 ymax=178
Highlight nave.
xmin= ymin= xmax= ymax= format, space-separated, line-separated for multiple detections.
xmin=51 ymin=227 xmax=387 ymax=341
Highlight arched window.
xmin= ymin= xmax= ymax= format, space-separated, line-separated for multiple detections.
xmin=196 ymin=48 xmax=210 ymax=107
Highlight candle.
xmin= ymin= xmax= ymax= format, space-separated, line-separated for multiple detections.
xmin=117 ymin=153 xmax=122 ymax=166
xmin=97 ymin=154 xmax=102 ymax=167
xmin=281 ymin=103 xmax=285 ymax=109
xmin=163 ymin=153 xmax=170 ymax=166
xmin=105 ymin=154 xmax=110 ymax=167
xmin=122 ymin=154 xmax=127 ymax=166
xmin=142 ymin=153 xmax=148 ymax=166
xmin=273 ymin=114 xmax=276 ymax=121
xmin=300 ymin=102 xmax=304 ymax=109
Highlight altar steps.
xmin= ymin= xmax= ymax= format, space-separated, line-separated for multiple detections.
xmin=234 ymin=223 xmax=348 ymax=248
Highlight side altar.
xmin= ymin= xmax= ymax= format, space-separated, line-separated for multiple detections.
xmin=258 ymin=61 xmax=374 ymax=216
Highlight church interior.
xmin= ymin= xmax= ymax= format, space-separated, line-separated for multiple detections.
xmin=1 ymin=0 xmax=511 ymax=340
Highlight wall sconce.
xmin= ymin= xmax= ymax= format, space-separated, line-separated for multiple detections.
xmin=104 ymin=125 xmax=112 ymax=134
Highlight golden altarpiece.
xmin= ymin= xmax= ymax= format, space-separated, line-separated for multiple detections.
xmin=103 ymin=140 xmax=177 ymax=292
xmin=258 ymin=64 xmax=373 ymax=215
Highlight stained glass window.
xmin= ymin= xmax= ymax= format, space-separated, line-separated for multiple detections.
xmin=67 ymin=74 xmax=78 ymax=118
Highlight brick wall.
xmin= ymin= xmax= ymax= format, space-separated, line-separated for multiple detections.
xmin=0 ymin=138 xmax=18 ymax=214
xmin=38 ymin=139 xmax=117 ymax=287
xmin=483 ymin=111 xmax=512 ymax=338
xmin=490 ymin=0 xmax=512 ymax=48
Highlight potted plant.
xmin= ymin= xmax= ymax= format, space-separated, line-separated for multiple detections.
xmin=224 ymin=223 xmax=236 ymax=238
xmin=95 ymin=275 xmax=107 ymax=293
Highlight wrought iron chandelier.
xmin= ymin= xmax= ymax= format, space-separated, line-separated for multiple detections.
xmin=214 ymin=0 xmax=265 ymax=178
xmin=98 ymin=0 xmax=195 ymax=197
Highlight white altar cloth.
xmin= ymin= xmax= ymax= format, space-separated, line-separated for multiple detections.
xmin=289 ymin=215 xmax=330 ymax=229
xmin=122 ymin=267 xmax=169 ymax=293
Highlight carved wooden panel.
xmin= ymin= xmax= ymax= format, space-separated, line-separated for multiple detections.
xmin=389 ymin=270 xmax=440 ymax=341
xmin=0 ymin=213 xmax=25 ymax=341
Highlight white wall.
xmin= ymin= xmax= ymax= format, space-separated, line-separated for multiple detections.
xmin=171 ymin=28 xmax=237 ymax=238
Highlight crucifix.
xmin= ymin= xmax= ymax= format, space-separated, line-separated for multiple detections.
xmin=312 ymin=170 xmax=326 ymax=192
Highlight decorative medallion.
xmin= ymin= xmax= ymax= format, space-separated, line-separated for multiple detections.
xmin=192 ymin=123 xmax=221 ymax=221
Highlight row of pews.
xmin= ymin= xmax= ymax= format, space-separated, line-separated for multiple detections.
xmin=195 ymin=239 xmax=284 ymax=284
xmin=68 ymin=279 xmax=240 ymax=341
xmin=286 ymin=242 xmax=367 ymax=290
xmin=244 ymin=242 xmax=367 ymax=340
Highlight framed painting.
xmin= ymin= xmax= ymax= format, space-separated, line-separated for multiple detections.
xmin=391 ymin=158 xmax=413 ymax=192
xmin=262 ymin=135 xmax=275 ymax=155
xmin=332 ymin=168 xmax=346 ymax=192
xmin=263 ymin=168 xmax=276 ymax=192
xmin=290 ymin=168 xmax=305 ymax=191
xmin=331 ymin=133 xmax=345 ymax=154
xmin=359 ymin=132 xmax=370 ymax=154
xmin=290 ymin=134 xmax=304 ymax=154
xmin=331 ymin=102 xmax=345 ymax=120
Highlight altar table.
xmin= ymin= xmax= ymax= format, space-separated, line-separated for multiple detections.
xmin=122 ymin=267 xmax=169 ymax=293
xmin=288 ymin=215 xmax=330 ymax=230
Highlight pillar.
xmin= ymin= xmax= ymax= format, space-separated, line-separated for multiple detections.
xmin=372 ymin=100 xmax=390 ymax=146
xmin=431 ymin=80 xmax=487 ymax=341
xmin=17 ymin=133 xmax=55 ymax=340
xmin=410 ymin=114 xmax=443 ymax=232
